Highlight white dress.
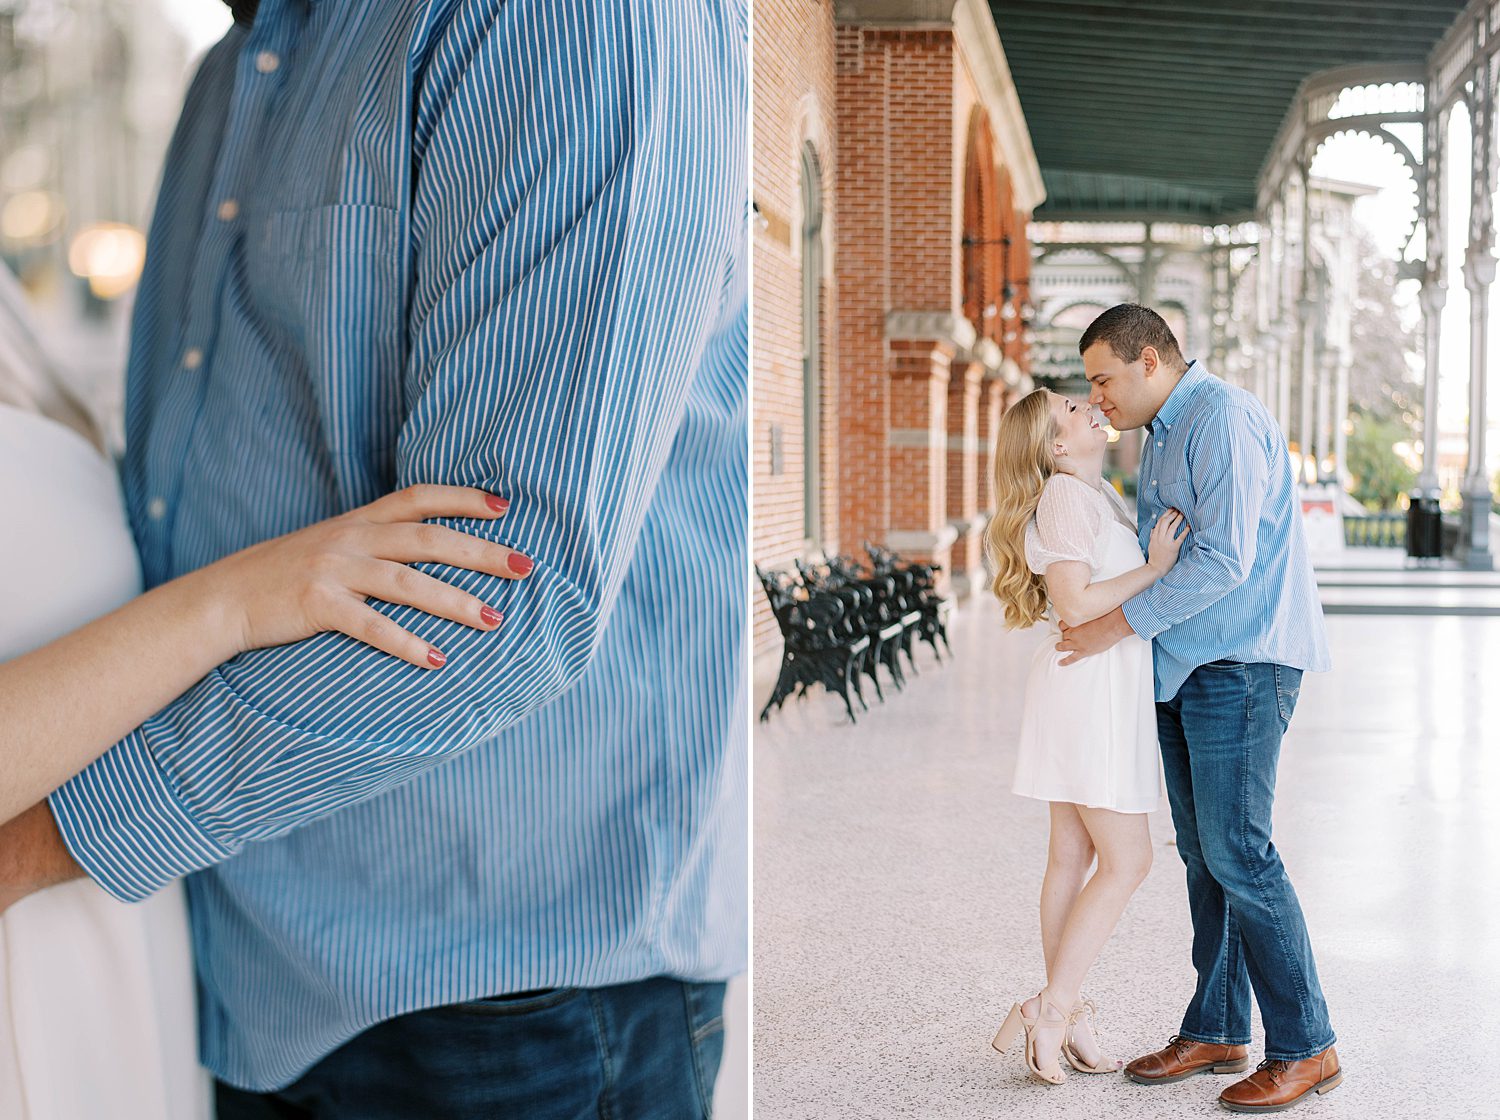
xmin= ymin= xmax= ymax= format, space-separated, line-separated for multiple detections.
xmin=1011 ymin=473 xmax=1162 ymax=814
xmin=0 ymin=295 xmax=210 ymax=1118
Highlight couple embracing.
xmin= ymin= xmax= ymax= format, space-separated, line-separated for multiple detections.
xmin=0 ymin=4 xmax=746 ymax=1118
xmin=986 ymin=304 xmax=1340 ymax=1114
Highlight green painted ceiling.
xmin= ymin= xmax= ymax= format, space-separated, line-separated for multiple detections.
xmin=989 ymin=0 xmax=1472 ymax=221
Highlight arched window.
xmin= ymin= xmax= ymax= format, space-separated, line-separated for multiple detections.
xmin=800 ymin=142 xmax=824 ymax=545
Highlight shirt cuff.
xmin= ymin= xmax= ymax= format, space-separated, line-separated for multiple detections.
xmin=48 ymin=728 xmax=239 ymax=903
xmin=1121 ymin=593 xmax=1167 ymax=643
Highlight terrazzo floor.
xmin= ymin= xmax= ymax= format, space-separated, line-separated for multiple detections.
xmin=752 ymin=597 xmax=1500 ymax=1118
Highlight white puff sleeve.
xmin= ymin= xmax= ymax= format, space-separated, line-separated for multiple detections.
xmin=1025 ymin=473 xmax=1107 ymax=575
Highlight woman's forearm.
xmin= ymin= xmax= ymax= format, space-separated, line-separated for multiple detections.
xmin=0 ymin=571 xmax=240 ymax=827
xmin=1049 ymin=563 xmax=1163 ymax=628
xmin=0 ymin=484 xmax=525 ymax=835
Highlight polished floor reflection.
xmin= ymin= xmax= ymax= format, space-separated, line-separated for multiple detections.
xmin=753 ymin=596 xmax=1500 ymax=1118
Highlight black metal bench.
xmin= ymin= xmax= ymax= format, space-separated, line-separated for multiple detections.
xmin=797 ymin=557 xmax=911 ymax=700
xmin=865 ymin=542 xmax=954 ymax=661
xmin=756 ymin=566 xmax=871 ymax=724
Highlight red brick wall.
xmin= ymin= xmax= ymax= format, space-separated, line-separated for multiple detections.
xmin=835 ymin=28 xmax=963 ymax=572
xmin=752 ymin=0 xmax=838 ymax=652
xmin=830 ymin=25 xmax=888 ymax=572
xmin=753 ymin=10 xmax=1036 ymax=652
xmin=887 ymin=336 xmax=953 ymax=533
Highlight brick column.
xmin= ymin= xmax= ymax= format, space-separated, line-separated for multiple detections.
xmin=976 ymin=371 xmax=1006 ymax=511
xmin=885 ymin=312 xmax=973 ymax=586
xmin=945 ymin=358 xmax=984 ymax=590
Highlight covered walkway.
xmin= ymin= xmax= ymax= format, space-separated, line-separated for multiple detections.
xmin=752 ymin=596 xmax=1500 ymax=1117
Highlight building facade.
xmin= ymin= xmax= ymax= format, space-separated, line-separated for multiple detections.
xmin=753 ymin=0 xmax=1043 ymax=650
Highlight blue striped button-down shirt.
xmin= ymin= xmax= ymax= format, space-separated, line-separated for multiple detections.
xmin=48 ymin=0 xmax=747 ymax=1091
xmin=1121 ymin=361 xmax=1331 ymax=702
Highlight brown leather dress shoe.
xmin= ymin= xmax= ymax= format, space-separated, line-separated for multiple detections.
xmin=1124 ymin=1035 xmax=1251 ymax=1085
xmin=1218 ymin=1048 xmax=1342 ymax=1113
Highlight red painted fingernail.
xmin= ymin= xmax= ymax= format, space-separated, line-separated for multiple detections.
xmin=480 ymin=605 xmax=502 ymax=627
xmin=485 ymin=494 xmax=509 ymax=513
xmin=427 ymin=648 xmax=447 ymax=667
xmin=507 ymin=553 xmax=534 ymax=576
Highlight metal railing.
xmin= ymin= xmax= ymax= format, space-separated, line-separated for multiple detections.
xmin=1344 ymin=513 xmax=1406 ymax=548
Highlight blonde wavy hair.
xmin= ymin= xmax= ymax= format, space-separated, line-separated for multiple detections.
xmin=985 ymin=388 xmax=1058 ymax=629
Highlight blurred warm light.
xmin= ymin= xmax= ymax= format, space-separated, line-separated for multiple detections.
xmin=1 ymin=190 xmax=66 ymax=245
xmin=1392 ymin=440 xmax=1423 ymax=471
xmin=1106 ymin=427 xmax=1121 ymax=443
xmin=68 ymin=222 xmax=146 ymax=299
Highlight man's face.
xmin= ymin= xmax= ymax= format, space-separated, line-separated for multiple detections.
xmin=1083 ymin=342 xmax=1158 ymax=432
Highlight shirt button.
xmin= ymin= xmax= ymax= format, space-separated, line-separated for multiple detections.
xmin=182 ymin=347 xmax=204 ymax=370
xmin=1152 ymin=480 xmax=1158 ymax=486
xmin=1156 ymin=441 xmax=1163 ymax=448
xmin=255 ymin=50 xmax=280 ymax=73
xmin=217 ymin=198 xmax=240 ymax=221
xmin=147 ymin=497 xmax=168 ymax=520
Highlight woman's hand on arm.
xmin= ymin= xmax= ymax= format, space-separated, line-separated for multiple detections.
xmin=201 ymin=484 xmax=530 ymax=668
xmin=0 ymin=484 xmax=531 ymax=828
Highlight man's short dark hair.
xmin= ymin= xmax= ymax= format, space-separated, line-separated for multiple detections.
xmin=1077 ymin=303 xmax=1186 ymax=369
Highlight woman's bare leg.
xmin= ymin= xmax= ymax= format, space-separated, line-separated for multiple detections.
xmin=1029 ymin=805 xmax=1152 ymax=1072
xmin=1022 ymin=802 xmax=1095 ymax=1080
xmin=1041 ymin=802 xmax=1094 ymax=973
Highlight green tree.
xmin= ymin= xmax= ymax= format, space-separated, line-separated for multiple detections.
xmin=1348 ymin=230 xmax=1422 ymax=428
xmin=1346 ymin=412 xmax=1416 ymax=511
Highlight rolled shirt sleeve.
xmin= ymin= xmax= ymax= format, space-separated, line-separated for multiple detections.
xmin=1122 ymin=405 xmax=1269 ymax=642
xmin=50 ymin=12 xmax=746 ymax=901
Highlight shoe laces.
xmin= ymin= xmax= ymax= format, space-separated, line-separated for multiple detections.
xmin=1256 ymin=1058 xmax=1291 ymax=1084
xmin=1167 ymin=1035 xmax=1194 ymax=1060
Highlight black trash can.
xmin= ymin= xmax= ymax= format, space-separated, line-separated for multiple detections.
xmin=1407 ymin=493 xmax=1443 ymax=558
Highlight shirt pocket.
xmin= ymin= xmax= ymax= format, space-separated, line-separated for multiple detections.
xmin=1156 ymin=477 xmax=1196 ymax=550
xmin=243 ymin=203 xmax=403 ymax=347
xmin=1158 ymin=477 xmax=1194 ymax=514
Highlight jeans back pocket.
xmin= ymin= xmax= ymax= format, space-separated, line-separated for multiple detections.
xmin=1274 ymin=664 xmax=1303 ymax=727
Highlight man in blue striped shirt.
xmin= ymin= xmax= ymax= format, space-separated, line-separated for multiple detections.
xmin=0 ymin=2 xmax=747 ymax=1115
xmin=1059 ymin=305 xmax=1340 ymax=1113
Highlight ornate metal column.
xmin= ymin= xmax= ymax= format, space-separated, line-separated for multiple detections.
xmin=1315 ymin=303 xmax=1334 ymax=480
xmin=1296 ymin=165 xmax=1317 ymax=483
xmin=1275 ymin=319 xmax=1295 ymax=436
xmin=1137 ymin=223 xmax=1161 ymax=307
xmin=1333 ymin=350 xmax=1351 ymax=485
xmin=1276 ymin=198 xmax=1297 ymax=437
xmin=1272 ymin=200 xmax=1296 ymax=434
xmin=1209 ymin=236 xmax=1232 ymax=373
xmin=1461 ymin=40 xmax=1496 ymax=570
xmin=1416 ymin=91 xmax=1447 ymax=497
xmin=1254 ymin=329 xmax=1274 ymax=406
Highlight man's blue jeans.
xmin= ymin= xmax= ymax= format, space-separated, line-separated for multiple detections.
xmin=214 ymin=977 xmax=726 ymax=1119
xmin=1157 ymin=660 xmax=1335 ymax=1061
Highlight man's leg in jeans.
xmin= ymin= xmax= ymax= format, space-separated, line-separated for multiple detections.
xmin=1178 ymin=662 xmax=1334 ymax=1060
xmin=1157 ymin=686 xmax=1253 ymax=1046
xmin=214 ymin=977 xmax=728 ymax=1120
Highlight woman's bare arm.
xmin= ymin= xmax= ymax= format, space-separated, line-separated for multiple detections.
xmin=0 ymin=485 xmax=530 ymax=827
xmin=1043 ymin=508 xmax=1187 ymax=628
